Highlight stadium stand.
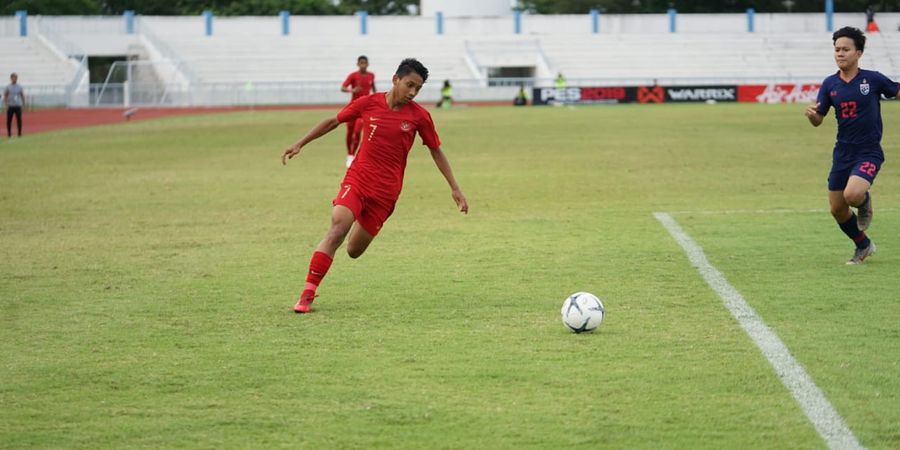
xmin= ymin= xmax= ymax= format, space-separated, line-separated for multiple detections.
xmin=153 ymin=35 xmax=474 ymax=83
xmin=152 ymin=32 xmax=898 ymax=87
xmin=539 ymin=33 xmax=899 ymax=84
xmin=2 ymin=13 xmax=898 ymax=107
xmin=0 ymin=37 xmax=79 ymax=86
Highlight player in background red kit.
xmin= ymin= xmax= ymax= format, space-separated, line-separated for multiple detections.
xmin=282 ymin=58 xmax=468 ymax=313
xmin=341 ymin=55 xmax=376 ymax=167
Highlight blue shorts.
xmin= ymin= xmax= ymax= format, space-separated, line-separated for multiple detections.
xmin=827 ymin=146 xmax=884 ymax=191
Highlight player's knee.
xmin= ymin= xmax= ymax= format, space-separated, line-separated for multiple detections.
xmin=346 ymin=245 xmax=365 ymax=259
xmin=843 ymin=190 xmax=866 ymax=207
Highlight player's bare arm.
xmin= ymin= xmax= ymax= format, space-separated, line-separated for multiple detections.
xmin=429 ymin=147 xmax=468 ymax=214
xmin=805 ymin=102 xmax=823 ymax=127
xmin=282 ymin=117 xmax=341 ymax=165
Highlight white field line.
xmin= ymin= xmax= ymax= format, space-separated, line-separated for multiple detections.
xmin=667 ymin=207 xmax=896 ymax=216
xmin=653 ymin=212 xmax=864 ymax=450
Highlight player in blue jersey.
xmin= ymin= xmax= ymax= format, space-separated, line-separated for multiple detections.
xmin=805 ymin=26 xmax=899 ymax=264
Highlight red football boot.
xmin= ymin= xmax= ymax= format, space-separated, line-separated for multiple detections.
xmin=293 ymin=290 xmax=318 ymax=314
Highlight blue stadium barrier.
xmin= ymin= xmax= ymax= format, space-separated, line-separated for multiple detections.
xmin=203 ymin=10 xmax=213 ymax=36
xmin=591 ymin=9 xmax=600 ymax=34
xmin=16 ymin=10 xmax=27 ymax=37
xmin=825 ymin=0 xmax=834 ymax=32
xmin=668 ymin=8 xmax=677 ymax=33
xmin=436 ymin=11 xmax=443 ymax=35
xmin=124 ymin=10 xmax=135 ymax=34
xmin=747 ymin=8 xmax=755 ymax=33
xmin=357 ymin=11 xmax=368 ymax=35
xmin=280 ymin=11 xmax=290 ymax=35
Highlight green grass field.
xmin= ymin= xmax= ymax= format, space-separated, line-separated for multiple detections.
xmin=2 ymin=102 xmax=899 ymax=449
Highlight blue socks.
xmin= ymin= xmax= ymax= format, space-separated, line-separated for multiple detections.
xmin=838 ymin=213 xmax=870 ymax=249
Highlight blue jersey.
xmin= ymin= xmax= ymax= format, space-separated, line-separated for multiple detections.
xmin=816 ymin=69 xmax=899 ymax=148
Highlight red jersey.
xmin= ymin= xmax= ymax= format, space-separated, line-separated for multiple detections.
xmin=342 ymin=71 xmax=376 ymax=101
xmin=336 ymin=93 xmax=441 ymax=200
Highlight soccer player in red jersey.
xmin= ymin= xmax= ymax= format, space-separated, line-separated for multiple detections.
xmin=341 ymin=55 xmax=377 ymax=167
xmin=282 ymin=58 xmax=469 ymax=313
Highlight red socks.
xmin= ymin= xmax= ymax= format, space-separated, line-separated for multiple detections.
xmin=304 ymin=251 xmax=333 ymax=294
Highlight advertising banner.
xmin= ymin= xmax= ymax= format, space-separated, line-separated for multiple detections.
xmin=532 ymin=86 xmax=635 ymax=105
xmin=531 ymin=84 xmax=818 ymax=105
xmin=663 ymin=85 xmax=737 ymax=103
xmin=737 ymin=84 xmax=821 ymax=103
xmin=636 ymin=85 xmax=666 ymax=104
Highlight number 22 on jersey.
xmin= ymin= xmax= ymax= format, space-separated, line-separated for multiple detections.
xmin=840 ymin=101 xmax=857 ymax=119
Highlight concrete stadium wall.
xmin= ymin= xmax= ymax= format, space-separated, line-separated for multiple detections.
xmin=4 ymin=13 xmax=899 ymax=39
xmin=134 ymin=12 xmax=895 ymax=36
xmin=421 ymin=0 xmax=513 ymax=17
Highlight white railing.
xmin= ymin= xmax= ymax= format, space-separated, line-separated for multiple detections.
xmin=84 ymin=74 xmax=866 ymax=108
xmin=93 ymin=59 xmax=191 ymax=107
xmin=20 ymin=85 xmax=71 ymax=108
xmin=35 ymin=17 xmax=86 ymax=57
xmin=137 ymin=17 xmax=197 ymax=85
xmin=32 ymin=18 xmax=90 ymax=106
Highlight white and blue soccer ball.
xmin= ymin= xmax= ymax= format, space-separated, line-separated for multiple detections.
xmin=561 ymin=292 xmax=605 ymax=333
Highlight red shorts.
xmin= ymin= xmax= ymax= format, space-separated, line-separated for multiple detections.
xmin=332 ymin=182 xmax=396 ymax=236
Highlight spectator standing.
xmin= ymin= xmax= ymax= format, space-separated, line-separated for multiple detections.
xmin=4 ymin=73 xmax=25 ymax=138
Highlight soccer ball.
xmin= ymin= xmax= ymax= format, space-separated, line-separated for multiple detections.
xmin=561 ymin=292 xmax=605 ymax=333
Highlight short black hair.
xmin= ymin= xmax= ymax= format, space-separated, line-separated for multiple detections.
xmin=833 ymin=26 xmax=866 ymax=52
xmin=395 ymin=58 xmax=428 ymax=83
xmin=357 ymin=55 xmax=368 ymax=62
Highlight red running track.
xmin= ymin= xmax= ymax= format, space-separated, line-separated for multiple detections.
xmin=22 ymin=101 xmax=512 ymax=135
xmin=23 ymin=105 xmax=335 ymax=135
